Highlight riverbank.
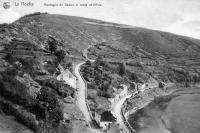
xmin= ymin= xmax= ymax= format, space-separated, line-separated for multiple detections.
xmin=126 ymin=87 xmax=200 ymax=133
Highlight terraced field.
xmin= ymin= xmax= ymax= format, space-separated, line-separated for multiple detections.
xmin=0 ymin=12 xmax=200 ymax=133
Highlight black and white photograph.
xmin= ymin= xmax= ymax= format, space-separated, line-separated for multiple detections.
xmin=0 ymin=0 xmax=200 ymax=133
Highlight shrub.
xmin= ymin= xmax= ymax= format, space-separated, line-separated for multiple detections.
xmin=59 ymin=122 xmax=73 ymax=133
xmin=21 ymin=12 xmax=47 ymax=19
xmin=97 ymin=91 xmax=112 ymax=98
xmin=37 ymin=87 xmax=63 ymax=122
xmin=55 ymin=50 xmax=66 ymax=62
xmin=38 ymin=79 xmax=74 ymax=98
xmin=0 ymin=23 xmax=8 ymax=28
xmin=48 ymin=37 xmax=57 ymax=53
xmin=131 ymin=73 xmax=137 ymax=80
xmin=0 ymin=100 xmax=38 ymax=132
xmin=4 ymin=53 xmax=38 ymax=77
xmin=65 ymin=62 xmax=72 ymax=69
xmin=85 ymin=60 xmax=91 ymax=66
xmin=118 ymin=63 xmax=126 ymax=76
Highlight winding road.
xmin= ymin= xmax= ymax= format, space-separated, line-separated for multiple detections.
xmin=75 ymin=62 xmax=91 ymax=122
xmin=75 ymin=62 xmax=102 ymax=133
xmin=75 ymin=61 xmax=133 ymax=133
xmin=112 ymin=94 xmax=132 ymax=133
xmin=73 ymin=45 xmax=132 ymax=133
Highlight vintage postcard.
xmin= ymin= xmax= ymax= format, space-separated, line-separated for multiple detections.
xmin=0 ymin=0 xmax=200 ymax=133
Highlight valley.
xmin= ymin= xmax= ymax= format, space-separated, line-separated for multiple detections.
xmin=0 ymin=12 xmax=200 ymax=133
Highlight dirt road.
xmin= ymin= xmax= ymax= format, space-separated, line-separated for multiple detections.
xmin=112 ymin=94 xmax=132 ymax=133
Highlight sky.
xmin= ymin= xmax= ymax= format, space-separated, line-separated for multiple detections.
xmin=0 ymin=0 xmax=200 ymax=39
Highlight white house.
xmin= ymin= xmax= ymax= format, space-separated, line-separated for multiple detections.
xmin=119 ymin=84 xmax=128 ymax=97
xmin=57 ymin=68 xmax=77 ymax=88
xmin=95 ymin=109 xmax=116 ymax=131
xmin=112 ymin=84 xmax=129 ymax=102
xmin=136 ymin=77 xmax=159 ymax=93
xmin=139 ymin=83 xmax=147 ymax=92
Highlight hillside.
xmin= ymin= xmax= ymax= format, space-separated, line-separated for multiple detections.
xmin=1 ymin=12 xmax=200 ymax=57
xmin=1 ymin=13 xmax=200 ymax=84
xmin=0 ymin=12 xmax=200 ymax=133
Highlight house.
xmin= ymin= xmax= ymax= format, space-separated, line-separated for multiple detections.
xmin=136 ymin=76 xmax=159 ymax=93
xmin=57 ymin=65 xmax=77 ymax=88
xmin=119 ymin=84 xmax=128 ymax=97
xmin=137 ymin=83 xmax=147 ymax=92
xmin=112 ymin=84 xmax=129 ymax=101
xmin=95 ymin=109 xmax=116 ymax=131
xmin=107 ymin=122 xmax=123 ymax=133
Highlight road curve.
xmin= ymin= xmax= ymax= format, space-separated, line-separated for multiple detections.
xmin=75 ymin=44 xmax=132 ymax=133
xmin=112 ymin=95 xmax=132 ymax=133
xmin=75 ymin=62 xmax=92 ymax=122
xmin=75 ymin=62 xmax=102 ymax=133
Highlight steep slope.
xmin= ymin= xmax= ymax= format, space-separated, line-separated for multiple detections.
xmin=0 ymin=13 xmax=123 ymax=56
xmin=0 ymin=12 xmax=200 ymax=133
xmin=1 ymin=12 xmax=200 ymax=58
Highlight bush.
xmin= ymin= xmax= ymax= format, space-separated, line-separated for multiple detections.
xmin=55 ymin=50 xmax=66 ymax=62
xmin=0 ymin=100 xmax=38 ymax=132
xmin=4 ymin=53 xmax=13 ymax=62
xmin=38 ymin=79 xmax=74 ymax=98
xmin=48 ymin=37 xmax=57 ymax=53
xmin=37 ymin=87 xmax=63 ymax=122
xmin=65 ymin=62 xmax=72 ymax=69
xmin=118 ymin=63 xmax=126 ymax=76
xmin=0 ymin=23 xmax=8 ymax=28
xmin=19 ymin=58 xmax=37 ymax=76
xmin=59 ymin=122 xmax=73 ymax=133
xmin=4 ymin=53 xmax=38 ymax=77
xmin=0 ymin=73 xmax=34 ymax=106
xmin=97 ymin=91 xmax=112 ymax=98
xmin=21 ymin=12 xmax=47 ymax=19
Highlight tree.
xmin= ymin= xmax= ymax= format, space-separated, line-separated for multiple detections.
xmin=37 ymin=87 xmax=63 ymax=122
xmin=95 ymin=56 xmax=103 ymax=66
xmin=66 ymin=62 xmax=72 ymax=69
xmin=85 ymin=60 xmax=91 ymax=66
xmin=158 ymin=82 xmax=165 ymax=88
xmin=48 ymin=37 xmax=57 ymax=53
xmin=55 ymin=50 xmax=66 ymax=62
xmin=130 ymin=72 xmax=138 ymax=81
xmin=119 ymin=63 xmax=126 ymax=76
